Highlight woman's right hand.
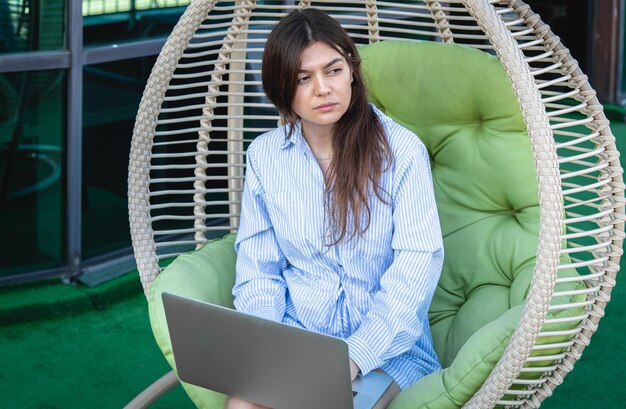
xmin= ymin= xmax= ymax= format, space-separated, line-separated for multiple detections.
xmin=349 ymin=358 xmax=360 ymax=381
xmin=224 ymin=396 xmax=271 ymax=409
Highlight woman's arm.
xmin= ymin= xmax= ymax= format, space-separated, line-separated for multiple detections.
xmin=233 ymin=145 xmax=288 ymax=322
xmin=347 ymin=142 xmax=444 ymax=375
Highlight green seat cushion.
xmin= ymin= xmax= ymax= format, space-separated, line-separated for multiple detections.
xmin=148 ymin=234 xmax=237 ymax=409
xmin=389 ymin=305 xmax=524 ymax=408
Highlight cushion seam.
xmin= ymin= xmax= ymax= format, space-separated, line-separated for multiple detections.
xmin=445 ymin=335 xmax=513 ymax=406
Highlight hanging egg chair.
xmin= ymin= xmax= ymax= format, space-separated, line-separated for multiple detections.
xmin=127 ymin=1 xmax=625 ymax=408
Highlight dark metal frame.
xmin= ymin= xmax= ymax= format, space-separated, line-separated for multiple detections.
xmin=66 ymin=0 xmax=83 ymax=282
xmin=0 ymin=0 xmax=166 ymax=285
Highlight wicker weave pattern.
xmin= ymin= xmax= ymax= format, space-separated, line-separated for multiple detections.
xmin=461 ymin=1 xmax=562 ymax=406
xmin=129 ymin=0 xmax=219 ymax=295
xmin=193 ymin=0 xmax=257 ymax=245
xmin=506 ymin=1 xmax=626 ymax=407
xmin=425 ymin=1 xmax=454 ymax=43
xmin=128 ymin=0 xmax=624 ymax=406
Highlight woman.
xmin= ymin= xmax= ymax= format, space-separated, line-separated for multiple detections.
xmin=227 ymin=8 xmax=443 ymax=409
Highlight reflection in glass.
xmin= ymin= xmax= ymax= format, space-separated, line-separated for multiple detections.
xmin=0 ymin=69 xmax=66 ymax=277
xmin=82 ymin=56 xmax=156 ymax=259
xmin=623 ymin=27 xmax=626 ymax=97
xmin=83 ymin=0 xmax=189 ymax=46
xmin=83 ymin=0 xmax=190 ymax=15
xmin=0 ymin=0 xmax=65 ymax=54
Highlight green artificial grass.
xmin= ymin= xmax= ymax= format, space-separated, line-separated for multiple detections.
xmin=0 ymin=272 xmax=142 ymax=326
xmin=0 ymin=273 xmax=193 ymax=409
xmin=1 ymin=272 xmax=624 ymax=408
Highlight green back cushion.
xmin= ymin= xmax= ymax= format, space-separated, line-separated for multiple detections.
xmin=360 ymin=41 xmax=583 ymax=407
xmin=360 ymin=41 xmax=572 ymax=365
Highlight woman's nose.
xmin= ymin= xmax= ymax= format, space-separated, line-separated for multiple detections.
xmin=313 ymin=75 xmax=331 ymax=95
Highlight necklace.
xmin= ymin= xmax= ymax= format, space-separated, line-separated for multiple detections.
xmin=316 ymin=156 xmax=333 ymax=161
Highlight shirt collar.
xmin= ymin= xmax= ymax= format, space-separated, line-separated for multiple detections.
xmin=278 ymin=103 xmax=390 ymax=150
xmin=280 ymin=121 xmax=307 ymax=151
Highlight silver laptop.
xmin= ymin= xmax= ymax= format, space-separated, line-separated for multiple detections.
xmin=162 ymin=292 xmax=393 ymax=409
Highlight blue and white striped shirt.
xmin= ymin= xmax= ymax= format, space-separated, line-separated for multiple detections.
xmin=234 ymin=105 xmax=443 ymax=389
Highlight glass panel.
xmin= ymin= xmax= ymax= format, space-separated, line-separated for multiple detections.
xmin=623 ymin=16 xmax=626 ymax=98
xmin=526 ymin=0 xmax=589 ymax=68
xmin=0 ymin=0 xmax=66 ymax=54
xmin=0 ymin=69 xmax=66 ymax=278
xmin=83 ymin=0 xmax=189 ymax=47
xmin=82 ymin=56 xmax=156 ymax=259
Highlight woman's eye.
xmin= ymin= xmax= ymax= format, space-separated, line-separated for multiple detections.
xmin=328 ymin=67 xmax=342 ymax=75
xmin=297 ymin=76 xmax=310 ymax=84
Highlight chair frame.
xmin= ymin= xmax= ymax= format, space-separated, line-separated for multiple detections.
xmin=128 ymin=1 xmax=625 ymax=407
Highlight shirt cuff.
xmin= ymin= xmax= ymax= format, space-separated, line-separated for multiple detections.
xmin=346 ymin=335 xmax=380 ymax=376
xmin=249 ymin=306 xmax=280 ymax=322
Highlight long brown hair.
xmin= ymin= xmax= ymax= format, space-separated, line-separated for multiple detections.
xmin=262 ymin=8 xmax=392 ymax=245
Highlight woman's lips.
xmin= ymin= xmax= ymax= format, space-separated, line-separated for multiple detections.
xmin=315 ymin=103 xmax=337 ymax=112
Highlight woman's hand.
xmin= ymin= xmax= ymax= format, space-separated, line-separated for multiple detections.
xmin=224 ymin=396 xmax=271 ymax=409
xmin=349 ymin=358 xmax=360 ymax=381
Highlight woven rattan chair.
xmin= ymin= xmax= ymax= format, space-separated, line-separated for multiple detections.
xmin=126 ymin=1 xmax=625 ymax=408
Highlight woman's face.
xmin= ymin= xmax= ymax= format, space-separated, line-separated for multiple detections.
xmin=292 ymin=41 xmax=353 ymax=137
